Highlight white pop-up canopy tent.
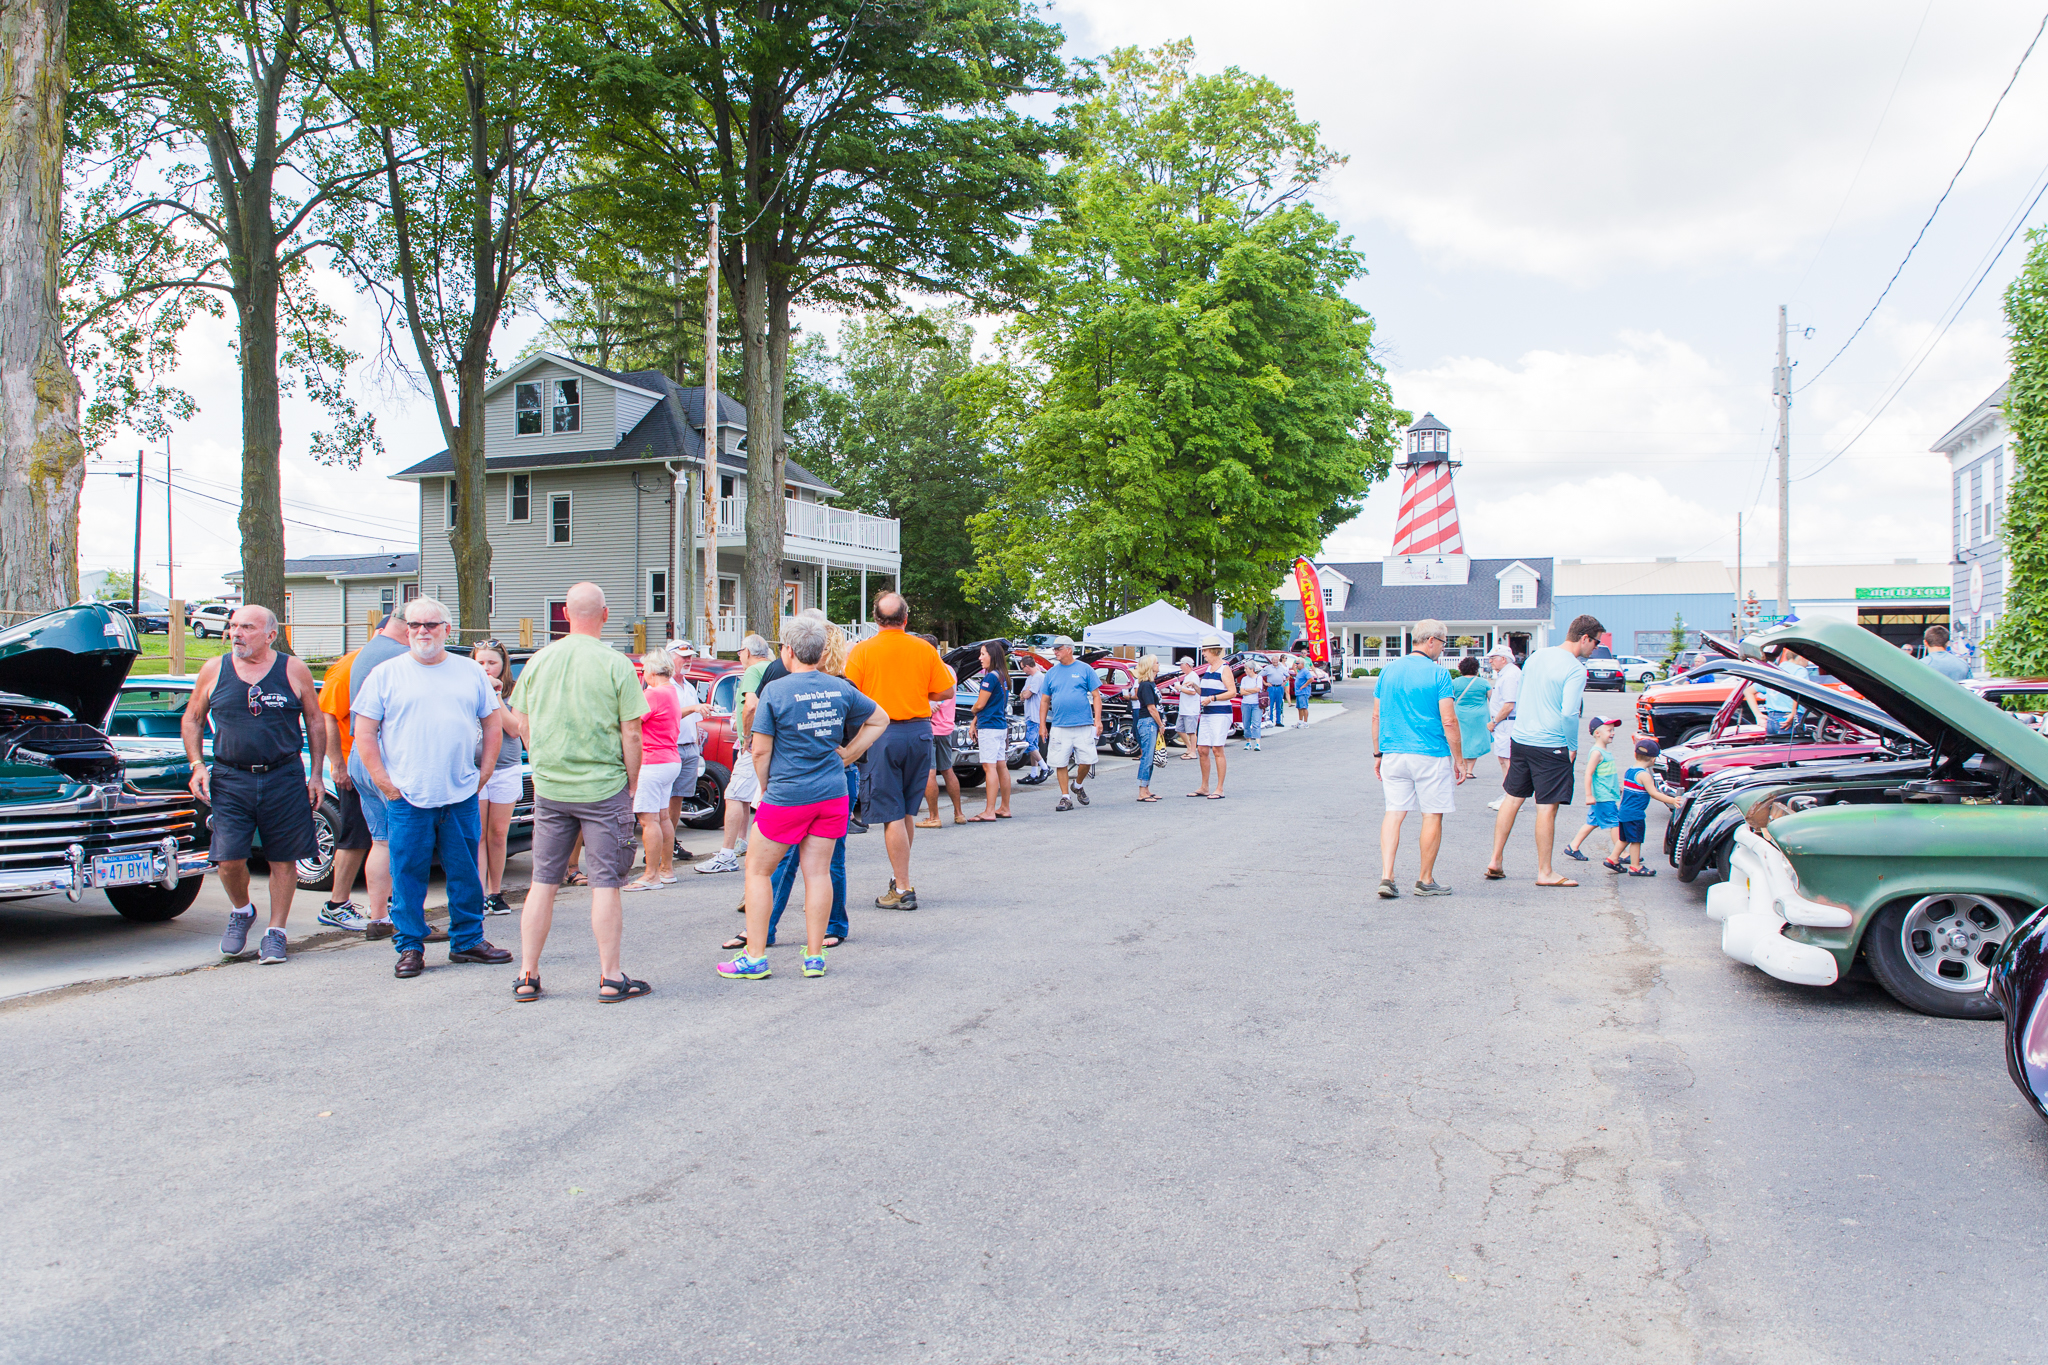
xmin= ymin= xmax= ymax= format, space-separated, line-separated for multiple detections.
xmin=1080 ymin=599 xmax=1220 ymax=650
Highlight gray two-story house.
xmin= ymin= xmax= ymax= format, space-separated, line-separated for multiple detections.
xmin=393 ymin=352 xmax=901 ymax=650
xmin=1931 ymin=381 xmax=2009 ymax=660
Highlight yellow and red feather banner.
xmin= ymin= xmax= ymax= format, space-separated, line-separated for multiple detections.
xmin=1292 ymin=557 xmax=1330 ymax=665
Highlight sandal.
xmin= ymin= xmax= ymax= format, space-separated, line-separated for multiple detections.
xmin=994 ymin=811 xmax=1012 ymax=818
xmin=513 ymin=974 xmax=541 ymax=1003
xmin=1483 ymin=867 xmax=1506 ymax=880
xmin=563 ymin=871 xmax=589 ymax=887
xmin=822 ymin=935 xmax=844 ymax=949
xmin=620 ymin=879 xmax=659 ymax=893
xmin=1627 ymin=866 xmax=1658 ymax=877
xmin=1602 ymin=859 xmax=1625 ymax=874
xmin=598 ymin=974 xmax=651 ymax=1003
xmin=721 ymin=934 xmax=750 ymax=952
xmin=968 ymin=813 xmax=998 ymax=822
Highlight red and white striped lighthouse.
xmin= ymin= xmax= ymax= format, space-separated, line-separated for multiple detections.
xmin=1385 ymin=413 xmax=1471 ymax=584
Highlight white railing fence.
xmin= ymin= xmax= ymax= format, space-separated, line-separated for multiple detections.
xmin=714 ymin=495 xmax=900 ymax=555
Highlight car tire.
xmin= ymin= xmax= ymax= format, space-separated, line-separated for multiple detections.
xmin=296 ymin=799 xmax=340 ymax=892
xmin=681 ymin=763 xmax=730 ymax=830
xmin=107 ymin=876 xmax=205 ymax=922
xmin=955 ymin=765 xmax=985 ymax=789
xmin=1864 ymin=895 xmax=2010 ymax=1020
xmin=1675 ymin=726 xmax=1710 ymax=748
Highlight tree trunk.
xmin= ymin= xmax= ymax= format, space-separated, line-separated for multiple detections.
xmin=0 ymin=0 xmax=84 ymax=618
xmin=741 ymin=238 xmax=778 ymax=644
xmin=1185 ymin=585 xmax=1216 ymax=625
xmin=234 ymin=253 xmax=288 ymax=639
xmin=448 ymin=351 xmax=492 ymax=640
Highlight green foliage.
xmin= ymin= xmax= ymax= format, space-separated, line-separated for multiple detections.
xmin=1989 ymin=230 xmax=2048 ymax=677
xmin=785 ymin=308 xmax=1023 ymax=642
xmin=95 ymin=569 xmax=148 ymax=601
xmin=961 ymin=43 xmax=1402 ymax=626
xmin=1660 ymin=611 xmax=1689 ymax=673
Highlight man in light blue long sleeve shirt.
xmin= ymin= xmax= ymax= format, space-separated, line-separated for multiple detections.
xmin=1488 ymin=615 xmax=1604 ymax=886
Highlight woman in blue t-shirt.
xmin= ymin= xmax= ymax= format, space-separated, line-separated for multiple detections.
xmin=967 ymin=639 xmax=1013 ymax=821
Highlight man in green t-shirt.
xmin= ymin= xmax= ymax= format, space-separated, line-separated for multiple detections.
xmin=693 ymin=633 xmax=774 ymax=876
xmin=507 ymin=582 xmax=652 ymax=1004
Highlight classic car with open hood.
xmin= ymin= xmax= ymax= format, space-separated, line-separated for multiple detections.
xmin=0 ymin=604 xmax=211 ymax=919
xmin=1705 ymin=618 xmax=2048 ymax=1019
xmin=1658 ymin=658 xmax=1912 ymax=791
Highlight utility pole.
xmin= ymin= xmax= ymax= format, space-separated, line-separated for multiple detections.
xmin=1735 ymin=513 xmax=1743 ymax=632
xmin=131 ymin=448 xmax=144 ymax=615
xmin=701 ymin=201 xmax=720 ymax=653
xmin=1774 ymin=304 xmax=1791 ymax=617
xmin=163 ymin=436 xmax=173 ymax=603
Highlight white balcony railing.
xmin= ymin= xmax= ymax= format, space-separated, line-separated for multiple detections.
xmin=714 ymin=495 xmax=899 ymax=557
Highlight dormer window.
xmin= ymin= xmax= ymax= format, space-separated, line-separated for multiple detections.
xmin=515 ymin=382 xmax=541 ymax=435
xmin=1511 ymin=583 xmax=1525 ymax=605
xmin=552 ymin=378 xmax=580 ymax=433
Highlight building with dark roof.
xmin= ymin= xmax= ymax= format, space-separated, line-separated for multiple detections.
xmin=390 ymin=351 xmax=899 ymax=650
xmin=1278 ymin=558 xmax=1556 ymax=669
xmin=224 ymin=554 xmax=422 ymax=657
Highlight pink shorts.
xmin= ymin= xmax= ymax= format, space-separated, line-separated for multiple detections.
xmin=753 ymin=796 xmax=850 ymax=846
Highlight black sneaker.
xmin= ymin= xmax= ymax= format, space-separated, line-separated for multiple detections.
xmin=483 ymin=892 xmax=512 ymax=916
xmin=672 ymin=842 xmax=695 ymax=863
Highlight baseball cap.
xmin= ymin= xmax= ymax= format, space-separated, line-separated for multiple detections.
xmin=1486 ymin=643 xmax=1512 ymax=659
xmin=1635 ymin=737 xmax=1662 ymax=759
xmin=1051 ymin=635 xmax=1075 ymax=649
xmin=1588 ymin=715 xmax=1621 ymax=734
xmin=665 ymin=639 xmax=695 ymax=658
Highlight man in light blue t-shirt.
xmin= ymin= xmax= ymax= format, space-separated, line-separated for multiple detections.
xmin=1488 ymin=614 xmax=1603 ymax=887
xmin=1037 ymin=637 xmax=1103 ymax=810
xmin=1372 ymin=619 xmax=1463 ymax=900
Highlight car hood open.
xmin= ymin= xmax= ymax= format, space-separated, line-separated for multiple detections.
xmin=1697 ymin=658 xmax=1920 ymax=746
xmin=0 ymin=603 xmax=140 ymax=725
xmin=1743 ymin=617 xmax=2048 ymax=789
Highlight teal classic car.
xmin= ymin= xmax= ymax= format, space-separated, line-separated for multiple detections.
xmin=1706 ymin=618 xmax=2048 ymax=1019
xmin=0 ymin=604 xmax=211 ymax=920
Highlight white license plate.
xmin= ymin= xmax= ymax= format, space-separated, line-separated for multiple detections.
xmin=93 ymin=850 xmax=157 ymax=887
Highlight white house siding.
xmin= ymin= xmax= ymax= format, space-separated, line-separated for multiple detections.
xmin=282 ymin=580 xmax=346 ymax=658
xmin=482 ymin=359 xmax=629 ymax=462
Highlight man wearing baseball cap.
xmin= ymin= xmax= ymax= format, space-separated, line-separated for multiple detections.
xmin=1038 ymin=636 xmax=1102 ymax=811
xmin=1483 ymin=643 xmax=1520 ymax=813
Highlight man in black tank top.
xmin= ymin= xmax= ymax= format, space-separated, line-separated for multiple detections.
xmin=182 ymin=605 xmax=325 ymax=965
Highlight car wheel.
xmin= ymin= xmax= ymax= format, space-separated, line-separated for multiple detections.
xmin=107 ymin=876 xmax=205 ymax=922
xmin=680 ymin=763 xmax=730 ymax=829
xmin=1864 ymin=894 xmax=2012 ymax=1020
xmin=296 ymin=799 xmax=339 ymax=891
xmin=1675 ymin=726 xmax=1710 ymax=747
xmin=955 ymin=764 xmax=985 ymax=789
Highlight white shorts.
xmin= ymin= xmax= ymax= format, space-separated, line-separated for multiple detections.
xmin=725 ymin=757 xmax=761 ymax=804
xmin=1381 ymin=752 xmax=1456 ymax=814
xmin=975 ymin=726 xmax=1008 ymax=765
xmin=1046 ymin=724 xmax=1097 ymax=768
xmin=1196 ymin=713 xmax=1231 ymax=747
xmin=635 ymin=761 xmax=681 ymax=813
xmin=1490 ymin=720 xmax=1515 ymax=759
xmin=480 ymin=766 xmax=522 ymax=804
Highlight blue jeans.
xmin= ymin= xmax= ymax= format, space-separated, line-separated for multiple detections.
xmin=768 ymin=766 xmax=855 ymax=945
xmin=1766 ymin=710 xmax=1794 ymax=736
xmin=1025 ymin=717 xmax=1041 ymax=757
xmin=1242 ymin=700 xmax=1262 ymax=741
xmin=1136 ymin=718 xmax=1158 ymax=785
xmin=1267 ymin=685 xmax=1285 ymax=725
xmin=385 ymin=794 xmax=485 ymax=954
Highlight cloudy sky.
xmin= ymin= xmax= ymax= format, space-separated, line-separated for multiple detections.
xmin=80 ymin=0 xmax=2048 ymax=598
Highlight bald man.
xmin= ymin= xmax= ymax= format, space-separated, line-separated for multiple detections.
xmin=508 ymin=582 xmax=653 ymax=1002
xmin=184 ymin=605 xmax=325 ymax=965
xmin=843 ymin=591 xmax=956 ymax=911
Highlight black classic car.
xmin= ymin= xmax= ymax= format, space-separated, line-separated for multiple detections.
xmin=0 ymin=604 xmax=211 ymax=919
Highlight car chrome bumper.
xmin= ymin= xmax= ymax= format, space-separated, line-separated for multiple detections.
xmin=1703 ymin=826 xmax=1847 ymax=986
xmin=0 ymin=840 xmax=211 ymax=902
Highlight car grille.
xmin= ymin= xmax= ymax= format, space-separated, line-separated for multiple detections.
xmin=0 ymin=796 xmax=204 ymax=872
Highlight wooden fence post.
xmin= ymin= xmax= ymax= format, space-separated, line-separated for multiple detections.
xmin=519 ymin=618 xmax=533 ymax=648
xmin=632 ymin=621 xmax=647 ymax=655
xmin=169 ymin=599 xmax=185 ymax=675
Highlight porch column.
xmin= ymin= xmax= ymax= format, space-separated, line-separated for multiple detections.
xmin=859 ymin=565 xmax=867 ymax=628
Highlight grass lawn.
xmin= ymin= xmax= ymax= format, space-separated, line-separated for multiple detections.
xmin=129 ymin=634 xmax=332 ymax=683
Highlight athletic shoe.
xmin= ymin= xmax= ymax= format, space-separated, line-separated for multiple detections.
xmin=1073 ymin=784 xmax=1089 ymax=806
xmin=694 ymin=849 xmax=741 ymax=875
xmin=482 ymin=893 xmax=513 ymax=916
xmin=875 ymin=883 xmax=917 ymax=911
xmin=735 ymin=839 xmax=748 ymax=857
xmin=1253 ymin=742 xmax=1262 ymax=751
xmin=802 ymin=952 xmax=827 ymax=978
xmin=1377 ymin=879 xmax=1399 ymax=899
xmin=364 ymin=918 xmax=396 ymax=941
xmin=1243 ymin=742 xmax=1253 ymax=751
xmin=220 ymin=908 xmax=257 ymax=957
xmin=672 ymin=842 xmax=695 ymax=863
xmin=1413 ymin=880 xmax=1453 ymax=897
xmin=1055 ymin=796 xmax=1074 ymax=812
xmin=1562 ymin=847 xmax=1589 ymax=862
xmin=257 ymin=928 xmax=288 ymax=964
xmin=715 ymin=953 xmax=770 ymax=980
xmin=1486 ymin=798 xmax=1503 ymax=811
xmin=317 ymin=900 xmax=369 ymax=932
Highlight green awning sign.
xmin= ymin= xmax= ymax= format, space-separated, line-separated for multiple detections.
xmin=1855 ymin=586 xmax=1948 ymax=601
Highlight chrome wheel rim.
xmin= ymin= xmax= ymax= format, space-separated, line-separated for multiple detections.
xmin=1901 ymin=893 xmax=2014 ymax=994
xmin=297 ymin=809 xmax=336 ymax=886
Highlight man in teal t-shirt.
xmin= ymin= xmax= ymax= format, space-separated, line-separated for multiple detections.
xmin=1371 ymin=620 xmax=1463 ymax=900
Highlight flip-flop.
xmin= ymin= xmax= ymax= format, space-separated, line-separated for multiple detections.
xmin=1207 ymin=792 xmax=1226 ymax=800
xmin=620 ymin=880 xmax=658 ymax=893
xmin=1186 ymin=791 xmax=1210 ymax=798
xmin=967 ymin=813 xmax=998 ymax=822
xmin=721 ymin=934 xmax=749 ymax=951
xmin=1534 ymin=878 xmax=1579 ymax=888
xmin=1483 ymin=868 xmax=1506 ymax=880
xmin=822 ymin=935 xmax=845 ymax=948
xmin=994 ymin=812 xmax=1012 ymax=818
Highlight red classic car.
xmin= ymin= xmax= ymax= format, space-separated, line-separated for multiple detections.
xmin=1657 ymin=658 xmax=1914 ymax=792
xmin=674 ymin=658 xmax=746 ymax=828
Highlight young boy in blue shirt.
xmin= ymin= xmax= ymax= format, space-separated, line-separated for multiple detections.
xmin=1615 ymin=737 xmax=1682 ymax=875
xmin=1562 ymin=716 xmax=1622 ymax=866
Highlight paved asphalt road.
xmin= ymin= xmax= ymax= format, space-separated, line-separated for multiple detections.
xmin=4 ymin=681 xmax=2045 ymax=1363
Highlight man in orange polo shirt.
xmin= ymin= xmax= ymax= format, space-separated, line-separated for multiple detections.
xmin=315 ymin=613 xmax=410 ymax=939
xmin=844 ymin=591 xmax=957 ymax=911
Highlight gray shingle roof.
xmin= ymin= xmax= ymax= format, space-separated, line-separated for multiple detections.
xmin=225 ymin=553 xmax=419 ymax=583
xmin=1303 ymin=558 xmax=1555 ymax=624
xmin=391 ymin=372 xmax=835 ymax=493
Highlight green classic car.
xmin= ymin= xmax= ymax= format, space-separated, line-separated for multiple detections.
xmin=0 ymin=604 xmax=211 ymax=919
xmin=1706 ymin=618 xmax=2048 ymax=1019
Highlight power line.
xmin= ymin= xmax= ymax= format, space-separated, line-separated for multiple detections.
xmin=136 ymin=473 xmax=409 ymax=544
xmin=1794 ymin=9 xmax=2048 ymax=393
xmin=171 ymin=468 xmax=417 ymax=535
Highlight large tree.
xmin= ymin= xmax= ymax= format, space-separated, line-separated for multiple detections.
xmin=0 ymin=0 xmax=85 ymax=615
xmin=565 ymin=0 xmax=1064 ymax=641
xmin=1988 ymin=230 xmax=2048 ymax=677
xmin=786 ymin=307 xmax=1021 ymax=642
xmin=963 ymin=43 xmax=1402 ymax=624
xmin=66 ymin=0 xmax=383 ymax=634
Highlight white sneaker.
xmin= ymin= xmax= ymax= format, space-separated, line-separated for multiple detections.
xmin=1486 ymin=798 xmax=1503 ymax=811
xmin=695 ymin=849 xmax=741 ymax=874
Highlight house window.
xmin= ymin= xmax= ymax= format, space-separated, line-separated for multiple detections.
xmin=1511 ymin=582 xmax=1525 ymax=605
xmin=719 ymin=474 xmax=737 ymax=499
xmin=380 ymin=587 xmax=395 ymax=617
xmin=1992 ymin=454 xmax=2005 ymax=540
xmin=782 ymin=580 xmax=801 ymax=617
xmin=447 ymin=479 xmax=459 ymax=527
xmin=515 ymin=382 xmax=542 ymax=435
xmin=552 ymin=378 xmax=580 ymax=434
xmin=509 ymin=473 xmax=530 ymax=522
xmin=1320 ymin=587 xmax=1334 ymax=606
xmin=784 ymin=485 xmax=796 ymax=499
xmin=403 ymin=583 xmax=420 ymax=603
xmin=550 ymin=493 xmax=572 ymax=545
xmin=717 ymin=575 xmax=739 ymax=622
xmin=1971 ymin=464 xmax=1983 ymax=542
xmin=648 ymin=570 xmax=668 ymax=616
xmin=487 ymin=578 xmax=495 ymax=615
